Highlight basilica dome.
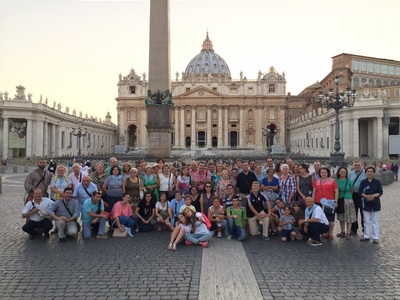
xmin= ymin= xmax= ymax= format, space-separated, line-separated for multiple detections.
xmin=183 ymin=33 xmax=232 ymax=80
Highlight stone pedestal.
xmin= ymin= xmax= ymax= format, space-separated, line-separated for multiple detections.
xmin=146 ymin=105 xmax=173 ymax=158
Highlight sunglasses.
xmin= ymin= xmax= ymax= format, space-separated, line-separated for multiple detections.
xmin=95 ymin=190 xmax=102 ymax=194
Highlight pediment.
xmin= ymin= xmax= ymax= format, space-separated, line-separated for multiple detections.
xmin=179 ymin=86 xmax=222 ymax=97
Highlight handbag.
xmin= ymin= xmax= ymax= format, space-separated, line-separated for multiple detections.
xmin=112 ymin=228 xmax=128 ymax=238
xmin=167 ymin=173 xmax=176 ymax=200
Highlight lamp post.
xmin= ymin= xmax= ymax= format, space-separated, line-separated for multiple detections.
xmin=72 ymin=121 xmax=87 ymax=159
xmin=318 ymin=76 xmax=356 ymax=167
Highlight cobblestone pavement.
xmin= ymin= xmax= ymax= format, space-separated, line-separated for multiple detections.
xmin=0 ymin=169 xmax=399 ymax=299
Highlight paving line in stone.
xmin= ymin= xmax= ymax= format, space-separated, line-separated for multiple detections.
xmin=199 ymin=238 xmax=263 ymax=300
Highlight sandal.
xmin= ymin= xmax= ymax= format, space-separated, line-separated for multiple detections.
xmin=346 ymin=234 xmax=351 ymax=240
xmin=327 ymin=235 xmax=334 ymax=240
xmin=172 ymin=243 xmax=177 ymax=251
xmin=336 ymin=232 xmax=345 ymax=238
xmin=168 ymin=243 xmax=173 ymax=250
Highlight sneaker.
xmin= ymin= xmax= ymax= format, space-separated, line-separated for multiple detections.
xmin=217 ymin=232 xmax=222 ymax=238
xmin=135 ymin=228 xmax=139 ymax=233
xmin=359 ymin=238 xmax=370 ymax=242
xmin=311 ymin=240 xmax=322 ymax=246
xmin=200 ymin=242 xmax=208 ymax=248
xmin=262 ymin=236 xmax=270 ymax=241
xmin=96 ymin=234 xmax=108 ymax=239
xmin=125 ymin=227 xmax=134 ymax=238
xmin=270 ymin=230 xmax=277 ymax=236
xmin=59 ymin=238 xmax=66 ymax=243
xmin=226 ymin=235 xmax=232 ymax=241
xmin=373 ymin=240 xmax=379 ymax=244
xmin=185 ymin=240 xmax=193 ymax=246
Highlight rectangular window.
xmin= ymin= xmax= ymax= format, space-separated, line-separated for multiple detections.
xmin=395 ymin=66 xmax=400 ymax=76
xmin=212 ymin=124 xmax=217 ymax=128
xmin=381 ymin=64 xmax=388 ymax=75
xmin=367 ymin=62 xmax=373 ymax=73
xmin=186 ymin=124 xmax=190 ymax=128
xmin=129 ymin=86 xmax=136 ymax=94
xmin=360 ymin=61 xmax=367 ymax=72
xmin=230 ymin=87 xmax=238 ymax=94
xmin=389 ymin=65 xmax=395 ymax=75
xmin=374 ymin=63 xmax=381 ymax=74
xmin=231 ymin=124 xmax=237 ymax=128
xmin=186 ymin=88 xmax=190 ymax=92
xmin=269 ymin=84 xmax=275 ymax=93
xmin=352 ymin=60 xmax=359 ymax=71
xmin=248 ymin=87 xmax=254 ymax=94
xmin=61 ymin=132 xmax=65 ymax=149
xmin=212 ymin=87 xmax=217 ymax=91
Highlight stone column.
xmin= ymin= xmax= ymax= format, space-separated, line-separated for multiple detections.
xmin=140 ymin=107 xmax=147 ymax=148
xmin=174 ymin=107 xmax=179 ymax=147
xmin=224 ymin=106 xmax=229 ymax=147
xmin=50 ymin=123 xmax=56 ymax=158
xmin=191 ymin=106 xmax=196 ymax=148
xmin=35 ymin=120 xmax=44 ymax=157
xmin=43 ymin=121 xmax=48 ymax=157
xmin=353 ymin=118 xmax=359 ymax=158
xmin=256 ymin=106 xmax=263 ymax=150
xmin=376 ymin=117 xmax=383 ymax=158
xmin=55 ymin=125 xmax=61 ymax=157
xmin=2 ymin=118 xmax=9 ymax=159
xmin=26 ymin=119 xmax=33 ymax=158
xmin=239 ymin=107 xmax=244 ymax=147
xmin=217 ymin=106 xmax=223 ymax=148
xmin=180 ymin=107 xmax=185 ymax=148
xmin=206 ymin=106 xmax=212 ymax=148
xmin=341 ymin=118 xmax=350 ymax=157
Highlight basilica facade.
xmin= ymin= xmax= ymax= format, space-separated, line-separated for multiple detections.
xmin=116 ymin=34 xmax=287 ymax=152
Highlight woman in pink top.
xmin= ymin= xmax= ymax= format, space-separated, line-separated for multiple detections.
xmin=110 ymin=192 xmax=135 ymax=237
xmin=312 ymin=167 xmax=338 ymax=240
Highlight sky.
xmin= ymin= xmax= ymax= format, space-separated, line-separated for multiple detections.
xmin=1 ymin=0 xmax=400 ymax=123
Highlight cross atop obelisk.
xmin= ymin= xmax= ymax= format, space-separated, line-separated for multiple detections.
xmin=145 ymin=0 xmax=173 ymax=158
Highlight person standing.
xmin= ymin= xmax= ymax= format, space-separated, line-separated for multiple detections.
xmin=349 ymin=160 xmax=367 ymax=234
xmin=236 ymin=162 xmax=258 ymax=208
xmin=24 ymin=158 xmax=52 ymax=201
xmin=359 ymin=167 xmax=383 ymax=244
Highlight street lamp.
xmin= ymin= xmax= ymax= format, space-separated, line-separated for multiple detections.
xmin=72 ymin=121 xmax=87 ymax=159
xmin=318 ymin=76 xmax=356 ymax=167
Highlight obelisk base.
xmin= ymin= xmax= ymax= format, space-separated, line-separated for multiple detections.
xmin=146 ymin=105 xmax=173 ymax=158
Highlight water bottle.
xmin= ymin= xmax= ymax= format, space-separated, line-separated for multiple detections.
xmin=288 ymin=222 xmax=292 ymax=230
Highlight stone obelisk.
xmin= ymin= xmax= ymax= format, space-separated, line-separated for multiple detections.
xmin=146 ymin=0 xmax=173 ymax=158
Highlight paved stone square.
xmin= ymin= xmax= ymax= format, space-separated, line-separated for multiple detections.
xmin=0 ymin=169 xmax=399 ymax=299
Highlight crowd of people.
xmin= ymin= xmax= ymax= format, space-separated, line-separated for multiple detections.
xmin=22 ymin=156 xmax=384 ymax=248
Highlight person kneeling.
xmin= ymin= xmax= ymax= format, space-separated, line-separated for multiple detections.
xmin=298 ymin=197 xmax=329 ymax=246
xmin=82 ymin=191 xmax=108 ymax=239
xmin=48 ymin=187 xmax=81 ymax=242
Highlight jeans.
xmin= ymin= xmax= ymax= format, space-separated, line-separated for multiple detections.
xmin=210 ymin=219 xmax=227 ymax=231
xmin=55 ymin=220 xmax=78 ymax=238
xmin=362 ymin=210 xmax=380 ymax=240
xmin=227 ymin=218 xmax=246 ymax=241
xmin=184 ymin=232 xmax=213 ymax=244
xmin=82 ymin=217 xmax=107 ymax=238
xmin=111 ymin=216 xmax=135 ymax=229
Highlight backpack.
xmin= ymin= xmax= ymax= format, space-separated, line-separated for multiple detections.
xmin=199 ymin=212 xmax=211 ymax=230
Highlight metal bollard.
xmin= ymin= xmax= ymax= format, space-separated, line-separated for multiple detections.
xmin=13 ymin=166 xmax=18 ymax=173
xmin=0 ymin=166 xmax=5 ymax=173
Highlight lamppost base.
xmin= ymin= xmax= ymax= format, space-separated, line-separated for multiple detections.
xmin=330 ymin=152 xmax=345 ymax=168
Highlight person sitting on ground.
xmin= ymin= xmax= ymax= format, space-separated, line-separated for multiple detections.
xmin=134 ymin=192 xmax=156 ymax=232
xmin=183 ymin=207 xmax=212 ymax=248
xmin=48 ymin=187 xmax=80 ymax=242
xmin=155 ymin=192 xmax=172 ymax=231
xmin=81 ymin=191 xmax=108 ymax=239
xmin=208 ymin=197 xmax=226 ymax=238
xmin=298 ymin=197 xmax=329 ymax=246
xmin=226 ymin=195 xmax=247 ymax=241
xmin=279 ymin=205 xmax=297 ymax=242
xmin=269 ymin=197 xmax=285 ymax=235
xmin=110 ymin=193 xmax=135 ymax=237
xmin=22 ymin=188 xmax=54 ymax=240
xmin=167 ymin=213 xmax=191 ymax=251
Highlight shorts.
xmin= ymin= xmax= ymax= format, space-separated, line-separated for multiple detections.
xmin=281 ymin=229 xmax=295 ymax=238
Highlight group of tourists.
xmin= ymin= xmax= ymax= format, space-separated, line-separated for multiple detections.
xmin=22 ymin=156 xmax=383 ymax=248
